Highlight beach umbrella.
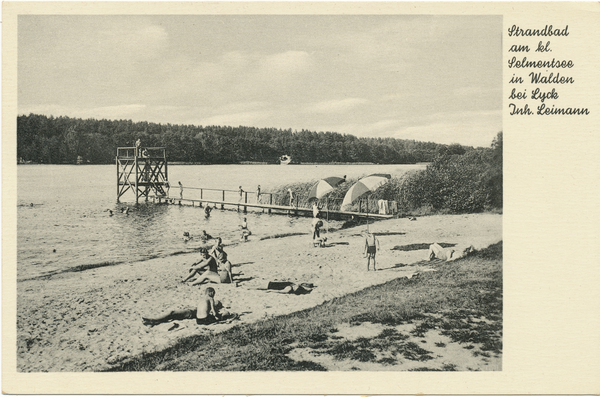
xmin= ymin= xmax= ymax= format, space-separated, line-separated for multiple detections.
xmin=307 ymin=176 xmax=346 ymax=201
xmin=308 ymin=176 xmax=345 ymax=237
xmin=341 ymin=173 xmax=391 ymax=230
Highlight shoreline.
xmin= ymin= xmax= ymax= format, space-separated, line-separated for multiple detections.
xmin=16 ymin=213 xmax=502 ymax=372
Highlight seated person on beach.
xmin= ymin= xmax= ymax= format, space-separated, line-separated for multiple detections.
xmin=186 ymin=249 xmax=233 ymax=286
xmin=142 ymin=287 xmax=229 ymax=326
xmin=182 ymin=231 xmax=192 ymax=242
xmin=240 ymin=217 xmax=252 ymax=241
xmin=364 ymin=232 xmax=380 ymax=271
xmin=182 ymin=249 xmax=216 ymax=283
xmin=248 ymin=280 xmax=315 ymax=295
xmin=313 ymin=237 xmax=328 ymax=248
xmin=204 ymin=206 xmax=212 ymax=218
xmin=427 ymin=243 xmax=475 ymax=262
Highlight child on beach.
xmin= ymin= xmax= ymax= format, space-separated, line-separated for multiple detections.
xmin=364 ymin=232 xmax=380 ymax=271
xmin=311 ymin=218 xmax=323 ymax=241
xmin=240 ymin=217 xmax=252 ymax=241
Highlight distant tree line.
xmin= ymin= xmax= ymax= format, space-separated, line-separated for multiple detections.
xmin=17 ymin=113 xmax=475 ymax=165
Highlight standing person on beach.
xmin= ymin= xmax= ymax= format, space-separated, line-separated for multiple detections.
xmin=238 ymin=186 xmax=244 ymax=203
xmin=256 ymin=185 xmax=261 ymax=203
xmin=312 ymin=218 xmax=323 ymax=241
xmin=312 ymin=203 xmax=321 ymax=218
xmin=288 ymin=188 xmax=295 ymax=207
xmin=178 ymin=181 xmax=183 ymax=199
xmin=364 ymin=232 xmax=380 ymax=271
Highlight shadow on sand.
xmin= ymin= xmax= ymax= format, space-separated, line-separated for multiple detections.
xmin=390 ymin=242 xmax=456 ymax=252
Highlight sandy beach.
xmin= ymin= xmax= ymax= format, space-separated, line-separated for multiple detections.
xmin=16 ymin=213 xmax=501 ymax=372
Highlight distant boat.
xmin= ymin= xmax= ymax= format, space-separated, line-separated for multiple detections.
xmin=279 ymin=155 xmax=293 ymax=165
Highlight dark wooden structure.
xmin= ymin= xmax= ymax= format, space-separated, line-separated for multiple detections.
xmin=116 ymin=146 xmax=169 ymax=203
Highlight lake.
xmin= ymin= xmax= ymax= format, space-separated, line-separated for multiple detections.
xmin=17 ymin=163 xmax=425 ymax=280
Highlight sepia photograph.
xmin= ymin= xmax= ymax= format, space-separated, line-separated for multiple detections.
xmin=3 ymin=1 xmax=599 ymax=395
xmin=14 ymin=13 xmax=502 ymax=373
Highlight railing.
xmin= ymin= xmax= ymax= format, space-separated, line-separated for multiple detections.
xmin=116 ymin=147 xmax=166 ymax=159
xmin=171 ymin=185 xmax=397 ymax=215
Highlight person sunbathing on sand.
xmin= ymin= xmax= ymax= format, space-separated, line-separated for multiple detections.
xmin=142 ymin=287 xmax=229 ymax=326
xmin=427 ymin=243 xmax=475 ymax=262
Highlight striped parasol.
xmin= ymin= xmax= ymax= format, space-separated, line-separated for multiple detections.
xmin=307 ymin=176 xmax=346 ymax=201
xmin=341 ymin=173 xmax=391 ymax=209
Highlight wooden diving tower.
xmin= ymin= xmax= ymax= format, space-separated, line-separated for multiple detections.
xmin=116 ymin=146 xmax=169 ymax=203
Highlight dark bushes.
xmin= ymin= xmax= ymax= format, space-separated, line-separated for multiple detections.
xmin=399 ymin=132 xmax=502 ymax=214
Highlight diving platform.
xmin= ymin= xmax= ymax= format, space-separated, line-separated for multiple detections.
xmin=116 ymin=146 xmax=169 ymax=203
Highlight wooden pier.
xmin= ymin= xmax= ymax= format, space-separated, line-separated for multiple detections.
xmin=150 ymin=194 xmax=394 ymax=221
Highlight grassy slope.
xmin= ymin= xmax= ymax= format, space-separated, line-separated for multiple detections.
xmin=108 ymin=242 xmax=502 ymax=372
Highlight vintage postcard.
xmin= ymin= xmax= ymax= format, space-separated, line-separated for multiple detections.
xmin=2 ymin=1 xmax=599 ymax=394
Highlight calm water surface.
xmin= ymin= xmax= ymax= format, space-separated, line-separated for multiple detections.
xmin=17 ymin=164 xmax=425 ymax=280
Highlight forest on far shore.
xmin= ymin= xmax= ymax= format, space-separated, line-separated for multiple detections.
xmin=17 ymin=113 xmax=480 ymax=165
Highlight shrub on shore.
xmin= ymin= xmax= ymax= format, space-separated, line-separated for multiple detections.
xmin=265 ymin=133 xmax=502 ymax=216
xmin=400 ymin=132 xmax=502 ymax=214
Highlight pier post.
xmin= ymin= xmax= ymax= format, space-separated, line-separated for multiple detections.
xmin=268 ymin=194 xmax=272 ymax=214
xmin=221 ymin=190 xmax=225 ymax=209
xmin=244 ymin=192 xmax=248 ymax=213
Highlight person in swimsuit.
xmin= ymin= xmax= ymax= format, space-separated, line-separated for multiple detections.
xmin=199 ymin=230 xmax=214 ymax=242
xmin=240 ymin=217 xmax=251 ymax=241
xmin=182 ymin=249 xmax=218 ymax=284
xmin=142 ymin=287 xmax=227 ymax=326
xmin=311 ymin=218 xmax=323 ymax=242
xmin=248 ymin=280 xmax=315 ymax=295
xmin=427 ymin=243 xmax=475 ymax=262
xmin=363 ymin=232 xmax=380 ymax=271
xmin=178 ymin=181 xmax=183 ymax=199
xmin=256 ymin=185 xmax=261 ymax=203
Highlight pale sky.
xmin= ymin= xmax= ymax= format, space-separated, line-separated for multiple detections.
xmin=18 ymin=15 xmax=502 ymax=147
